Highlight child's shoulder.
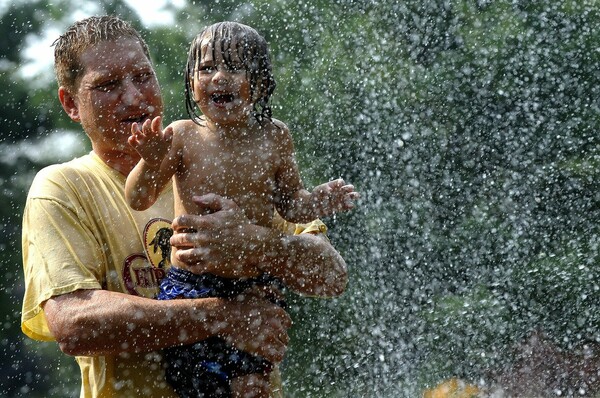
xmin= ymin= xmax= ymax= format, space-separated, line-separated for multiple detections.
xmin=169 ymin=118 xmax=201 ymax=131
xmin=269 ymin=118 xmax=289 ymax=131
xmin=169 ymin=119 xmax=208 ymax=137
xmin=263 ymin=118 xmax=290 ymax=139
xmin=167 ymin=119 xmax=210 ymax=148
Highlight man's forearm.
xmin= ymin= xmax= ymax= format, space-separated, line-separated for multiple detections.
xmin=258 ymin=227 xmax=348 ymax=297
xmin=170 ymin=194 xmax=348 ymax=297
xmin=43 ymin=289 xmax=225 ymax=356
xmin=43 ymin=289 xmax=289 ymax=362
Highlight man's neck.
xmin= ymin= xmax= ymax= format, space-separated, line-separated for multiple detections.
xmin=93 ymin=147 xmax=141 ymax=177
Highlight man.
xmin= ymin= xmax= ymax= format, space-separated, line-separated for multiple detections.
xmin=21 ymin=16 xmax=347 ymax=397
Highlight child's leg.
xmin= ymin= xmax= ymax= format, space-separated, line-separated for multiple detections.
xmin=230 ymin=373 xmax=272 ymax=398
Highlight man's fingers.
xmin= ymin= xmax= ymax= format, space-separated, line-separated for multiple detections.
xmin=219 ymin=301 xmax=292 ymax=364
xmin=258 ymin=310 xmax=292 ymax=362
xmin=262 ymin=336 xmax=287 ymax=363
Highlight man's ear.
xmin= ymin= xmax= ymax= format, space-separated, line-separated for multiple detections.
xmin=58 ymin=87 xmax=81 ymax=123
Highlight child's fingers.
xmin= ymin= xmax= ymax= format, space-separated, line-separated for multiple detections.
xmin=343 ymin=201 xmax=356 ymax=210
xmin=143 ymin=118 xmax=154 ymax=133
xmin=127 ymin=134 xmax=138 ymax=147
xmin=328 ymin=178 xmax=345 ymax=189
xmin=341 ymin=184 xmax=355 ymax=193
xmin=131 ymin=121 xmax=141 ymax=135
xmin=151 ymin=115 xmax=163 ymax=133
xmin=163 ymin=125 xmax=174 ymax=143
xmin=347 ymin=191 xmax=360 ymax=200
xmin=129 ymin=122 xmax=144 ymax=146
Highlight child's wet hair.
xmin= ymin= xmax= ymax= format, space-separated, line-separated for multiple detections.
xmin=185 ymin=22 xmax=277 ymax=125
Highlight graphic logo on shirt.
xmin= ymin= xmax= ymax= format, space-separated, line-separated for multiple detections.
xmin=144 ymin=218 xmax=174 ymax=269
xmin=123 ymin=218 xmax=173 ymax=296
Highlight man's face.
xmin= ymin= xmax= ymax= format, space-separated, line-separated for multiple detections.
xmin=73 ymin=38 xmax=163 ymax=156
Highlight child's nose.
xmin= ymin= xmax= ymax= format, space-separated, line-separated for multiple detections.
xmin=212 ymin=69 xmax=230 ymax=84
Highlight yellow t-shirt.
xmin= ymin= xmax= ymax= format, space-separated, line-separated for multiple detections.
xmin=22 ymin=152 xmax=176 ymax=397
xmin=21 ymin=152 xmax=326 ymax=398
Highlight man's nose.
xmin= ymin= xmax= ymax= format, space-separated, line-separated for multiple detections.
xmin=122 ymin=78 xmax=144 ymax=105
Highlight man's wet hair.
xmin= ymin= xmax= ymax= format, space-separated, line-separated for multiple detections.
xmin=53 ymin=15 xmax=151 ymax=92
xmin=184 ymin=22 xmax=277 ymax=125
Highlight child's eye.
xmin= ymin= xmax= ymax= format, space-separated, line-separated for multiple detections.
xmin=198 ymin=65 xmax=215 ymax=74
xmin=227 ymin=64 xmax=245 ymax=73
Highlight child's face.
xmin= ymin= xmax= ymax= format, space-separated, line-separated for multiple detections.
xmin=191 ymin=35 xmax=253 ymax=127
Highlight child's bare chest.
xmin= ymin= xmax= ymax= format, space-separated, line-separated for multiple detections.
xmin=177 ymin=136 xmax=280 ymax=225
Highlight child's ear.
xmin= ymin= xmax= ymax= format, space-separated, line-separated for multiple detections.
xmin=58 ymin=87 xmax=81 ymax=123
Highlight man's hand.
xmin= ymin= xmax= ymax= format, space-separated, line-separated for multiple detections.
xmin=213 ymin=295 xmax=292 ymax=363
xmin=170 ymin=194 xmax=263 ymax=278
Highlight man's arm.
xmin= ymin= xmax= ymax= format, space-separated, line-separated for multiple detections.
xmin=170 ymin=194 xmax=348 ymax=297
xmin=43 ymin=288 xmax=290 ymax=362
xmin=258 ymin=226 xmax=348 ymax=297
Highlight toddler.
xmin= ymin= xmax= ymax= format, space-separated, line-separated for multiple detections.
xmin=125 ymin=21 xmax=358 ymax=397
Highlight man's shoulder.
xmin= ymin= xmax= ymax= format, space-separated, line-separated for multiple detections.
xmin=34 ymin=153 xmax=97 ymax=180
xmin=28 ymin=153 xmax=106 ymax=198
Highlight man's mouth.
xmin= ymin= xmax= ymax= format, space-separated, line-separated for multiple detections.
xmin=123 ymin=114 xmax=148 ymax=124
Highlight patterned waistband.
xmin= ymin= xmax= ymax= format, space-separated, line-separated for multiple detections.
xmin=157 ymin=266 xmax=285 ymax=303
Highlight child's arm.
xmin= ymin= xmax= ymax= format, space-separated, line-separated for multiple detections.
xmin=301 ymin=178 xmax=359 ymax=219
xmin=125 ymin=116 xmax=178 ymax=210
xmin=274 ymin=124 xmax=359 ymax=223
xmin=284 ymin=179 xmax=358 ymax=223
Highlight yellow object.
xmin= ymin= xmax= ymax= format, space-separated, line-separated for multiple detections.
xmin=423 ymin=378 xmax=481 ymax=398
xmin=271 ymin=211 xmax=329 ymax=236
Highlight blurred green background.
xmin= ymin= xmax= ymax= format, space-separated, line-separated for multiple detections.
xmin=2 ymin=0 xmax=600 ymax=396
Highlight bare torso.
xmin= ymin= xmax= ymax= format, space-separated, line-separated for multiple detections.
xmin=171 ymin=119 xmax=286 ymax=227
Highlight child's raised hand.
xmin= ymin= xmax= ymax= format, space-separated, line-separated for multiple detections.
xmin=128 ymin=116 xmax=173 ymax=168
xmin=311 ymin=178 xmax=359 ymax=217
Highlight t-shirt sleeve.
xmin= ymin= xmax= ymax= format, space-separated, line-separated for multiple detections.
xmin=271 ymin=211 xmax=328 ymax=236
xmin=21 ymin=193 xmax=104 ymax=341
xmin=292 ymin=219 xmax=328 ymax=236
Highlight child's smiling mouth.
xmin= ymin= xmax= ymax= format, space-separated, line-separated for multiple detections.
xmin=211 ymin=93 xmax=235 ymax=105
